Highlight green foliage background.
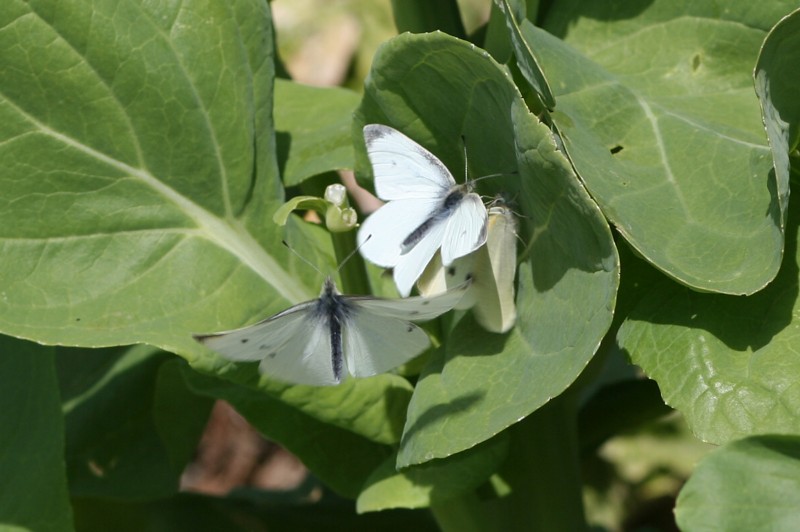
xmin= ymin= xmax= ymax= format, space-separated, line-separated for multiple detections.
xmin=1 ymin=0 xmax=799 ymax=530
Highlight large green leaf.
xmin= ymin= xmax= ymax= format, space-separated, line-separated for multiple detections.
xmin=0 ymin=336 xmax=73 ymax=532
xmin=524 ymin=0 xmax=790 ymax=295
xmin=0 ymin=0 xmax=414 ymax=449
xmin=401 ymin=102 xmax=616 ymax=465
xmin=0 ymin=0 xmax=306 ymax=349
xmin=353 ymin=32 xmax=618 ymax=466
xmin=58 ymin=347 xmax=212 ymax=499
xmin=618 ymin=172 xmax=800 ymax=444
xmin=675 ymin=435 xmax=800 ymax=531
xmin=755 ymin=7 xmax=800 ymax=228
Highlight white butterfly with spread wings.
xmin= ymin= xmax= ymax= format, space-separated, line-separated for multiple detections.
xmin=195 ymin=277 xmax=470 ymax=386
xmin=357 ymin=124 xmax=488 ymax=297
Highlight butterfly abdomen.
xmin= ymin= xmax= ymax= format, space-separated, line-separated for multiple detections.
xmin=401 ymin=187 xmax=465 ymax=253
xmin=316 ymin=279 xmax=353 ymax=383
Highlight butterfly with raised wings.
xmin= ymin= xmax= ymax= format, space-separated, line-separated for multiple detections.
xmin=194 ymin=277 xmax=470 ymax=386
xmin=357 ymin=124 xmax=489 ymax=297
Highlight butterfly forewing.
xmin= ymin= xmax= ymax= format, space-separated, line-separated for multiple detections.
xmin=352 ymin=279 xmax=470 ymax=320
xmin=196 ymin=303 xmax=314 ymax=362
xmin=364 ymin=124 xmax=455 ymax=200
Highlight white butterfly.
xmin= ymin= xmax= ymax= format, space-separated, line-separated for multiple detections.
xmin=194 ymin=277 xmax=470 ymax=386
xmin=357 ymin=124 xmax=488 ymax=297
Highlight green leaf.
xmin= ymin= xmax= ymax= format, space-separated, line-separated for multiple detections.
xmin=618 ymin=174 xmax=800 ymax=445
xmin=524 ymin=2 xmax=787 ymax=294
xmin=180 ymin=367 xmax=395 ymax=498
xmin=0 ymin=0 xmax=405 ymax=453
xmin=675 ymin=435 xmax=800 ymax=531
xmin=274 ymin=79 xmax=360 ymax=186
xmin=755 ymin=7 xmax=800 ymax=228
xmin=58 ymin=346 xmax=212 ymax=499
xmin=0 ymin=0 xmax=312 ymax=350
xmin=496 ymin=0 xmax=555 ymax=109
xmin=351 ymin=33 xmax=619 ymax=464
xmin=357 ymin=433 xmax=508 ymax=512
xmin=0 ymin=336 xmax=73 ymax=532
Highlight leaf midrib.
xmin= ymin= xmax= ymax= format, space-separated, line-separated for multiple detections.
xmin=6 ymin=98 xmax=310 ymax=304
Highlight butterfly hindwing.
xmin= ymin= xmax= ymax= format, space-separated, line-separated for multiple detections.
xmin=392 ymin=218 xmax=449 ymax=298
xmin=441 ymin=193 xmax=488 ymax=265
xmin=358 ymin=197 xmax=441 ymax=269
xmin=257 ymin=315 xmax=339 ymax=386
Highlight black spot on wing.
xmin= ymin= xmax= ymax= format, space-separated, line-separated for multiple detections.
xmin=240 ymin=338 xmax=249 ymax=344
xmin=268 ymin=352 xmax=277 ymax=359
xmin=406 ymin=325 xmax=414 ymax=333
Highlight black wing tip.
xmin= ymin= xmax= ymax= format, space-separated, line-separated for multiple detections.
xmin=364 ymin=123 xmax=403 ymax=145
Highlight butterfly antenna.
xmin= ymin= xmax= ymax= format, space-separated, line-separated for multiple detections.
xmin=335 ymin=234 xmax=372 ymax=275
xmin=282 ymin=240 xmax=325 ymax=277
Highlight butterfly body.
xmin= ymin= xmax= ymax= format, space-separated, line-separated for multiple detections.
xmin=196 ymin=277 xmax=470 ymax=386
xmin=312 ymin=278 xmax=350 ymax=382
